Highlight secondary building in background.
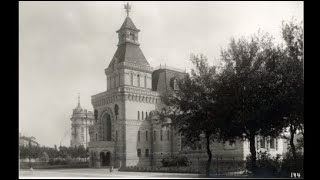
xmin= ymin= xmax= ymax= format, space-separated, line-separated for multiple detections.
xmin=70 ymin=94 xmax=95 ymax=148
xmin=19 ymin=133 xmax=39 ymax=147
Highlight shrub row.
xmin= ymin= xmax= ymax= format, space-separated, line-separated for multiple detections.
xmin=119 ymin=166 xmax=199 ymax=173
xmin=161 ymin=155 xmax=192 ymax=167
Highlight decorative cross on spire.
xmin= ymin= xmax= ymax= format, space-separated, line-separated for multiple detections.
xmin=124 ymin=2 xmax=131 ymax=17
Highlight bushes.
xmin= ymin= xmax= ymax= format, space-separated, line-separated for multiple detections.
xmin=161 ymin=155 xmax=192 ymax=167
xmin=280 ymin=152 xmax=304 ymax=177
xmin=246 ymin=151 xmax=304 ymax=178
xmin=119 ymin=166 xmax=198 ymax=173
xmin=246 ymin=151 xmax=282 ymax=177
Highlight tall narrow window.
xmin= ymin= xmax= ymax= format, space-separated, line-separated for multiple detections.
xmin=275 ymin=139 xmax=278 ymax=150
xmin=142 ymin=111 xmax=144 ymax=120
xmin=160 ymin=130 xmax=163 ymax=141
xmin=106 ymin=114 xmax=112 ymax=141
xmin=145 ymin=149 xmax=149 ymax=157
xmin=146 ymin=131 xmax=148 ymax=141
xmin=260 ymin=137 xmax=266 ymax=148
xmin=146 ymin=112 xmax=148 ymax=119
xmin=167 ymin=130 xmax=170 ymax=140
xmin=144 ymin=76 xmax=147 ymax=88
xmin=119 ymin=74 xmax=121 ymax=86
xmin=154 ymin=130 xmax=156 ymax=141
xmin=114 ymin=76 xmax=116 ymax=87
xmin=96 ymin=133 xmax=98 ymax=142
xmin=270 ymin=138 xmax=275 ymax=149
xmin=130 ymin=73 xmax=133 ymax=86
xmin=137 ymin=149 xmax=141 ymax=157
xmin=138 ymin=111 xmax=140 ymax=120
xmin=138 ymin=131 xmax=140 ymax=142
xmin=137 ymin=74 xmax=140 ymax=87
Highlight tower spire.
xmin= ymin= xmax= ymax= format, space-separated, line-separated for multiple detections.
xmin=124 ymin=2 xmax=131 ymax=17
xmin=78 ymin=93 xmax=80 ymax=106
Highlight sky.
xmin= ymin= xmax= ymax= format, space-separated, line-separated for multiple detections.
xmin=19 ymin=1 xmax=303 ymax=147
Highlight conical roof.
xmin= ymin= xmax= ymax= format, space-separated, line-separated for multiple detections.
xmin=118 ymin=17 xmax=140 ymax=32
xmin=108 ymin=43 xmax=149 ymax=68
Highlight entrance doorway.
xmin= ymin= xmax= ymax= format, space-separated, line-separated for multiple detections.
xmin=100 ymin=151 xmax=111 ymax=166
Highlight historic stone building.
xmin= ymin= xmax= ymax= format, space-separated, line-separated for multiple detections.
xmin=88 ymin=4 xmax=284 ymax=168
xmin=70 ymin=95 xmax=95 ymax=148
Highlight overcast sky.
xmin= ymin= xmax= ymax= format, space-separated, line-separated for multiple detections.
xmin=19 ymin=1 xmax=303 ymax=147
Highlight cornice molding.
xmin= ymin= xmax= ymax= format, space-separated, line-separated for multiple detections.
xmin=92 ymin=87 xmax=160 ymax=107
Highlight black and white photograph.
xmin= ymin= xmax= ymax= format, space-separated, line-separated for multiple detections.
xmin=19 ymin=1 xmax=304 ymax=178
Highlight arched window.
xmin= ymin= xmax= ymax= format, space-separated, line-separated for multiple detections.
xmin=102 ymin=113 xmax=112 ymax=141
xmin=138 ymin=131 xmax=140 ymax=142
xmin=144 ymin=76 xmax=147 ymax=88
xmin=142 ymin=111 xmax=144 ymax=120
xmin=130 ymin=73 xmax=133 ymax=86
xmin=138 ymin=111 xmax=140 ymax=120
xmin=114 ymin=104 xmax=119 ymax=120
xmin=137 ymin=149 xmax=141 ymax=157
xmin=145 ymin=149 xmax=149 ymax=157
xmin=94 ymin=109 xmax=98 ymax=122
xmin=137 ymin=74 xmax=140 ymax=87
xmin=130 ymin=32 xmax=135 ymax=40
xmin=146 ymin=131 xmax=148 ymax=141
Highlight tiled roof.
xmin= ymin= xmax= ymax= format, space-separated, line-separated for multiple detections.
xmin=108 ymin=43 xmax=149 ymax=68
xmin=118 ymin=17 xmax=139 ymax=31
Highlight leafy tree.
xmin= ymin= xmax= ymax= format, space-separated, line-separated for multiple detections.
xmin=278 ymin=19 xmax=304 ymax=163
xmin=161 ymin=54 xmax=221 ymax=176
xmin=78 ymin=145 xmax=87 ymax=159
xmin=40 ymin=151 xmax=50 ymax=162
xmin=215 ymin=30 xmax=285 ymax=175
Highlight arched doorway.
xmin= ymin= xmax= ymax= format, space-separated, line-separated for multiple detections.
xmin=100 ymin=151 xmax=111 ymax=166
xmin=106 ymin=152 xmax=111 ymax=166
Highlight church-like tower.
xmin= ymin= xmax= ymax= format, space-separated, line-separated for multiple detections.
xmin=88 ymin=3 xmax=182 ymax=168
xmin=70 ymin=94 xmax=94 ymax=148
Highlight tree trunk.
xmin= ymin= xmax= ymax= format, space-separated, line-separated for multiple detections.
xmin=249 ymin=133 xmax=257 ymax=175
xmin=290 ymin=124 xmax=297 ymax=162
xmin=205 ymin=134 xmax=212 ymax=177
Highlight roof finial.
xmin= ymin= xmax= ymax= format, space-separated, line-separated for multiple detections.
xmin=124 ymin=2 xmax=131 ymax=17
xmin=78 ymin=93 xmax=80 ymax=106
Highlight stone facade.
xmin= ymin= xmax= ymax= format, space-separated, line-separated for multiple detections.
xmin=88 ymin=11 xmax=284 ymax=169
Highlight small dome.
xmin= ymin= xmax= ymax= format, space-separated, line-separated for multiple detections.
xmin=73 ymin=104 xmax=84 ymax=115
